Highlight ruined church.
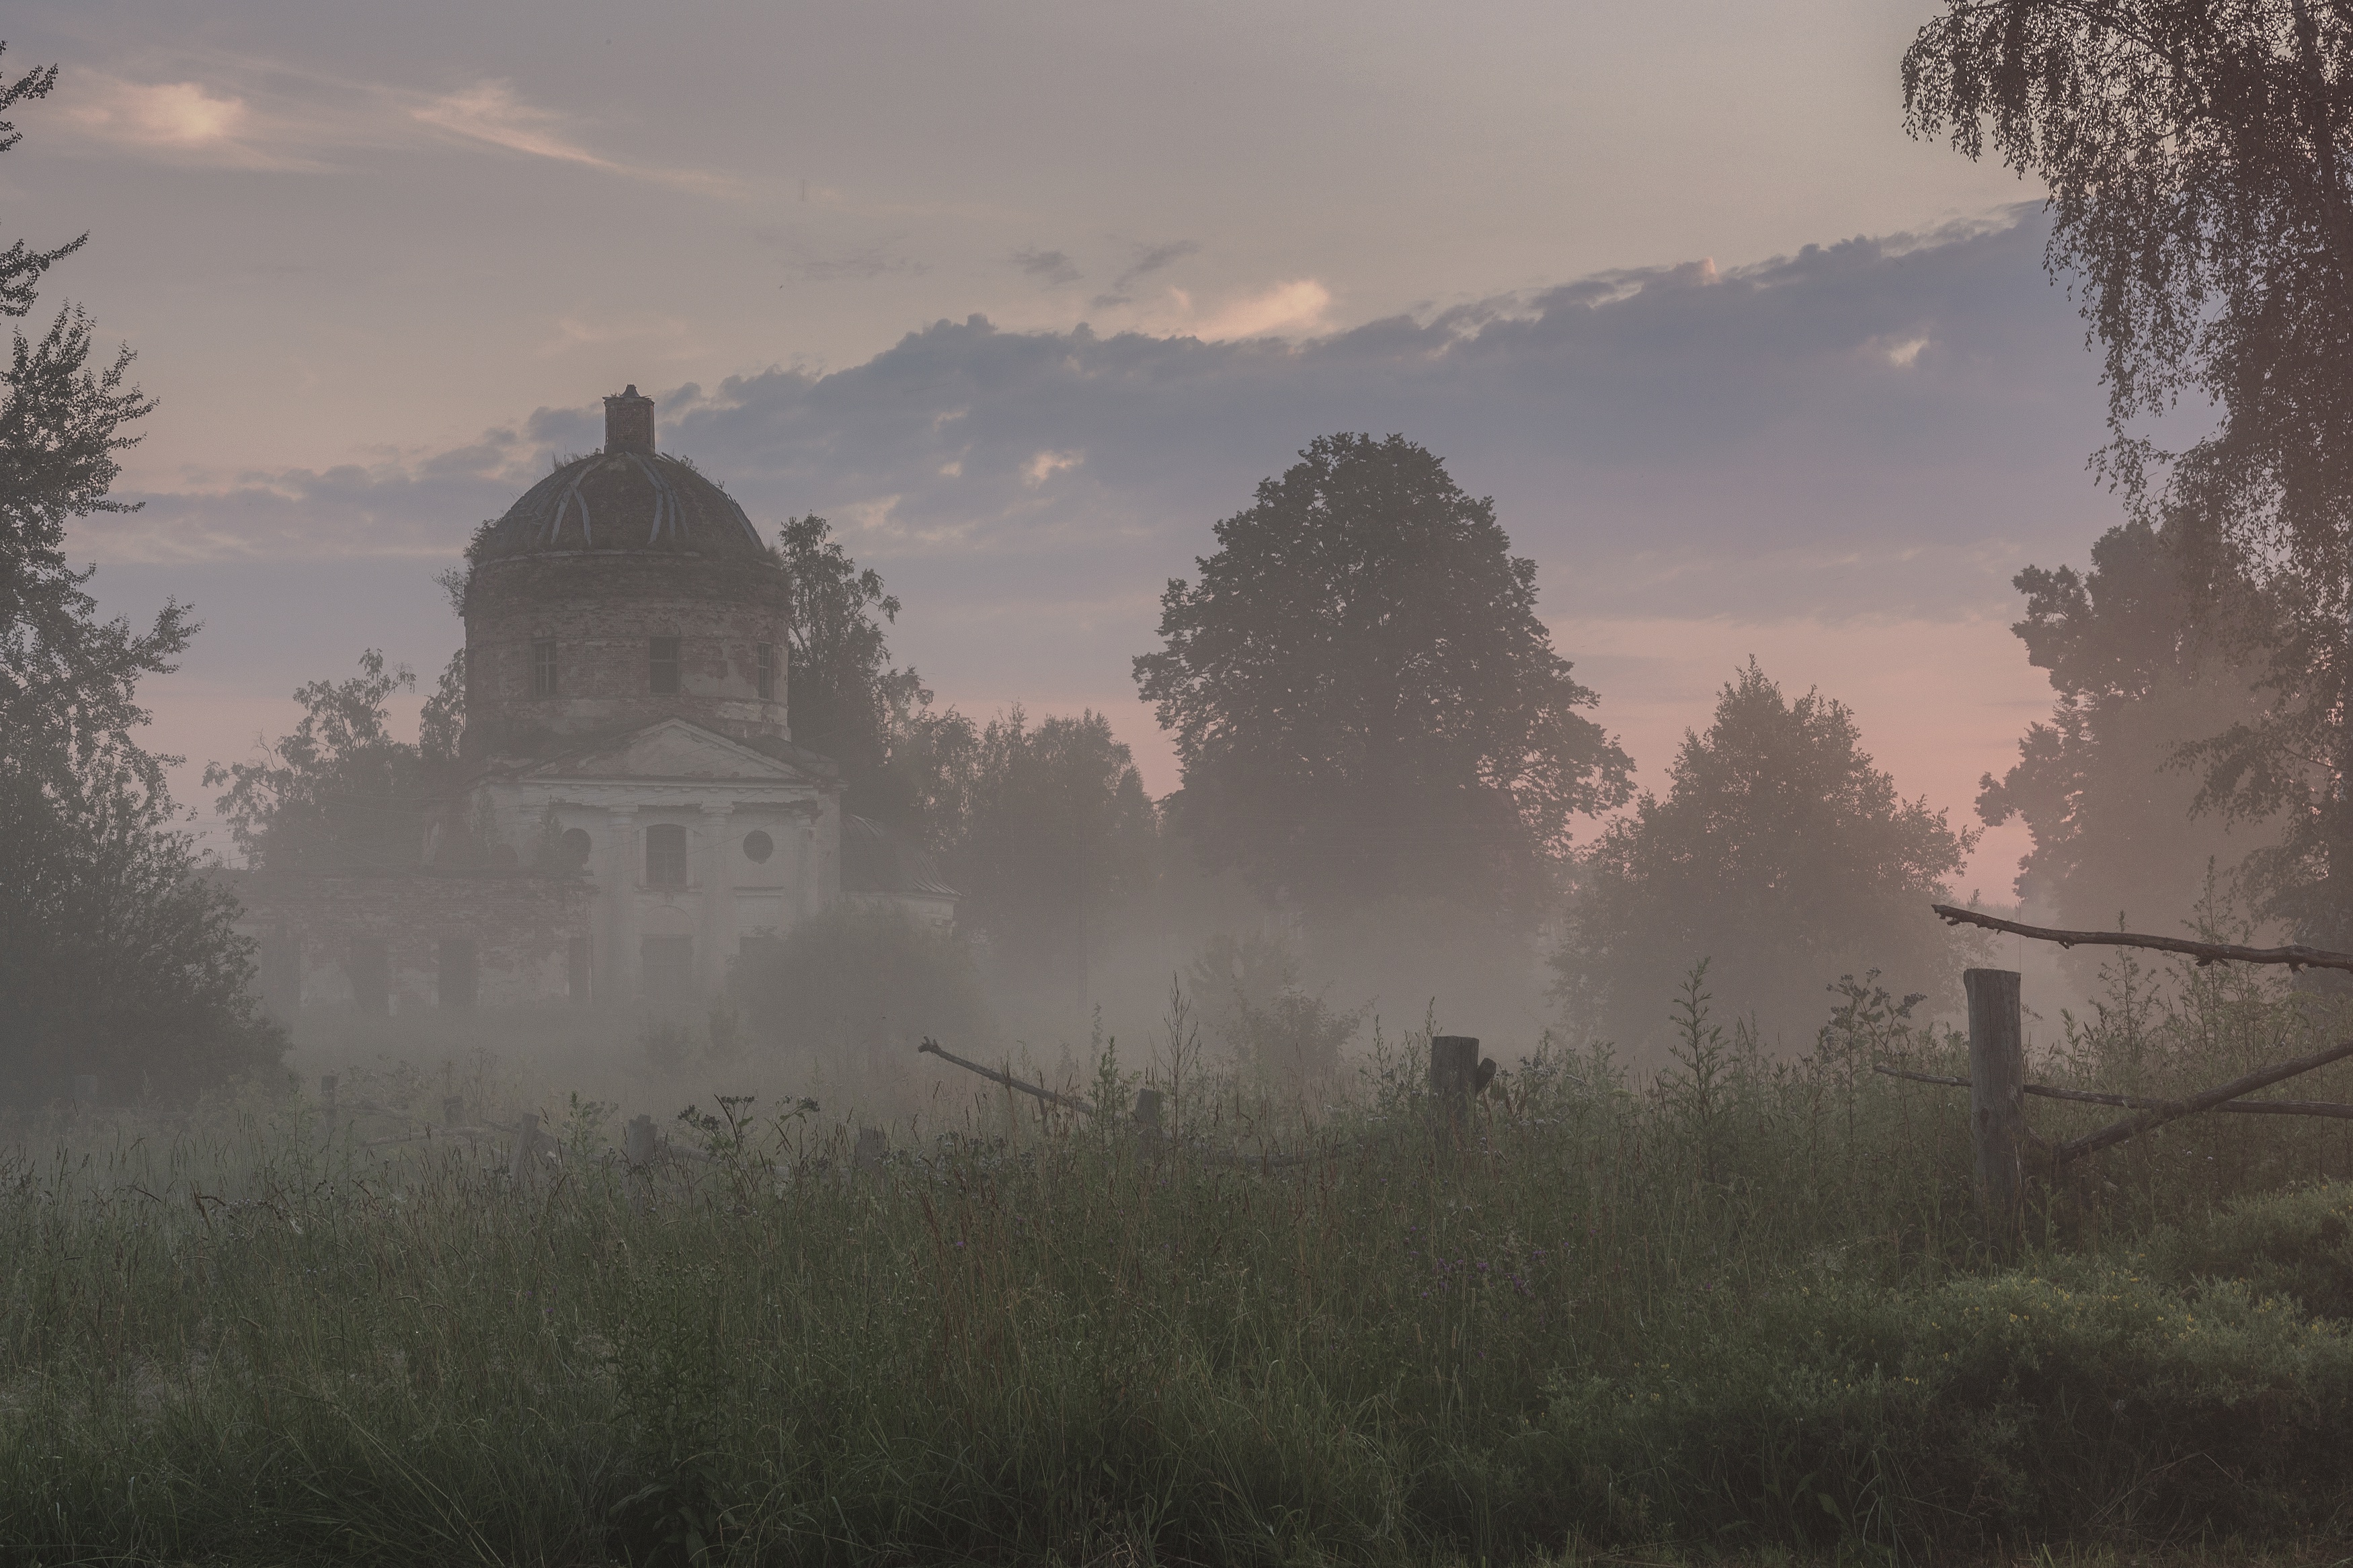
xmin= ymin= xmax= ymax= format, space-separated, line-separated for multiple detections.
xmin=229 ymin=386 xmax=953 ymax=1017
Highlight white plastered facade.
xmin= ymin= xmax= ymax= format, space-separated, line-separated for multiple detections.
xmin=470 ymin=717 xmax=842 ymax=1004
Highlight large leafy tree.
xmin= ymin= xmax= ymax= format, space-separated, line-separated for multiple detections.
xmin=0 ymin=50 xmax=280 ymax=1101
xmin=1906 ymin=1 xmax=2353 ymax=942
xmin=1556 ymin=663 xmax=1976 ymax=1057
xmin=1977 ymin=520 xmax=2274 ymax=930
xmin=1134 ymin=433 xmax=1632 ymax=913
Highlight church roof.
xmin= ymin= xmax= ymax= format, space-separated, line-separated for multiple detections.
xmin=471 ymin=386 xmax=772 ymax=563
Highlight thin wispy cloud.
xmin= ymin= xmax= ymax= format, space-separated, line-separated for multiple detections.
xmin=1092 ymin=239 xmax=1199 ymax=308
xmin=785 ymin=239 xmax=929 ymax=284
xmin=409 ymin=79 xmax=744 ymax=197
xmin=1013 ymin=247 xmax=1082 ymax=285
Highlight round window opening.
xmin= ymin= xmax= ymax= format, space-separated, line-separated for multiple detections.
xmin=742 ymin=829 xmax=774 ymax=864
xmin=560 ymin=827 xmax=592 ymax=867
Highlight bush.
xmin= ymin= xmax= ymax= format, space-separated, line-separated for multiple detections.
xmin=738 ymin=903 xmax=992 ymax=1058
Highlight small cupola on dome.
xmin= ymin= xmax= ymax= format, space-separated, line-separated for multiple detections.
xmin=604 ymin=384 xmax=655 ymax=454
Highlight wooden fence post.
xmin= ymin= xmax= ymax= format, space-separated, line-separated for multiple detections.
xmin=508 ymin=1111 xmax=540 ymax=1188
xmin=1431 ymin=1036 xmax=1481 ymax=1147
xmin=623 ymin=1114 xmax=657 ymax=1212
xmin=1964 ymin=968 xmax=2028 ymax=1251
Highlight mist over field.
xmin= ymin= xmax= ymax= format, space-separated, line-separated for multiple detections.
xmin=11 ymin=4 xmax=2353 ymax=1563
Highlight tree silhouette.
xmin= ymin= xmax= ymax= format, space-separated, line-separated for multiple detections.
xmin=1135 ymin=432 xmax=1630 ymax=913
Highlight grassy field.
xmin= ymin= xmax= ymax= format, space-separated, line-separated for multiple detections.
xmin=7 ymin=959 xmax=2353 ymax=1565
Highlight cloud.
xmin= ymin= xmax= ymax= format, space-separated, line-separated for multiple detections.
xmin=1092 ymin=238 xmax=1199 ymax=307
xmin=1024 ymin=450 xmax=1083 ymax=485
xmin=60 ymin=75 xmax=311 ymax=169
xmin=411 ymin=79 xmax=742 ymax=196
xmin=97 ymin=210 xmax=2116 ymax=641
xmin=1193 ymin=279 xmax=1332 ymax=340
xmin=1013 ymin=247 xmax=1082 ymax=285
xmin=785 ymin=241 xmax=928 ymax=284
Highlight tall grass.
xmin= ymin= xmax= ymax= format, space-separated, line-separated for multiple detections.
xmin=6 ymin=958 xmax=2353 ymax=1565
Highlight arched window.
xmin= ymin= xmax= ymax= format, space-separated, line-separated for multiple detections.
xmin=645 ymin=823 xmax=688 ymax=888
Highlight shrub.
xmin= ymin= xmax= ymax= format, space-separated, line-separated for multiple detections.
xmin=738 ymin=903 xmax=992 ymax=1058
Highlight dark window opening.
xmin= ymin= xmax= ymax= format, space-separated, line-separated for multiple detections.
xmin=348 ymin=938 xmax=389 ymax=1017
xmin=560 ymin=827 xmax=592 ymax=868
xmin=438 ymin=938 xmax=479 ymax=1010
xmin=532 ymin=638 xmax=558 ymax=697
xmin=641 ymin=936 xmax=694 ymax=1003
xmin=567 ymin=936 xmax=592 ymax=1004
xmin=646 ymin=823 xmax=688 ymax=888
xmin=756 ymin=643 xmax=777 ymax=701
xmin=649 ymin=636 xmax=681 ymax=695
xmin=742 ymin=829 xmax=774 ymax=864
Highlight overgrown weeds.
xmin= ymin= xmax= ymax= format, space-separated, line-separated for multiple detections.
xmin=5 ymin=955 xmax=2353 ymax=1564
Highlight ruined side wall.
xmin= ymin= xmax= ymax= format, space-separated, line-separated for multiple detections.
xmin=227 ymin=873 xmax=596 ymax=1015
xmin=463 ymin=552 xmax=792 ymax=759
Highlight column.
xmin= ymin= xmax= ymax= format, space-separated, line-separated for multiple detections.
xmin=603 ymin=806 xmax=638 ymax=1005
xmin=698 ymin=801 xmax=735 ymax=997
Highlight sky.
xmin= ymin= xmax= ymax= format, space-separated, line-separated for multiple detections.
xmin=5 ymin=1 xmax=2120 ymax=897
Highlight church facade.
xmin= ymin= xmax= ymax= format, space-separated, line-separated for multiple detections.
xmin=227 ymin=387 xmax=951 ymax=1018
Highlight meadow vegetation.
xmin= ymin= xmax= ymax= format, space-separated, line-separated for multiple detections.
xmin=7 ymin=952 xmax=2353 ymax=1565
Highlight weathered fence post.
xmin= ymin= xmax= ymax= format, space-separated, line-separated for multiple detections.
xmin=854 ymin=1126 xmax=886 ymax=1177
xmin=1964 ymin=968 xmax=2028 ymax=1251
xmin=623 ymin=1114 xmax=657 ymax=1211
xmin=1133 ymin=1087 xmax=1164 ymax=1155
xmin=1431 ymin=1036 xmax=1481 ymax=1147
xmin=508 ymin=1111 xmax=541 ymax=1188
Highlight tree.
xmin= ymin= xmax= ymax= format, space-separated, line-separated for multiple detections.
xmin=208 ymin=651 xmax=435 ymax=873
xmin=1977 ymin=520 xmax=2276 ymax=932
xmin=776 ymin=513 xmax=927 ymax=813
xmin=0 ymin=49 xmax=280 ymax=1101
xmin=1555 ymin=662 xmax=1977 ymax=1057
xmin=1905 ymin=1 xmax=2353 ymax=942
xmin=953 ymin=708 xmax=1158 ymax=1001
xmin=1134 ymin=433 xmax=1633 ymax=914
xmin=0 ymin=55 xmax=178 ymax=799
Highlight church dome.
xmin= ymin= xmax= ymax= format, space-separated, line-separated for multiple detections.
xmin=471 ymin=387 xmax=771 ymax=563
xmin=458 ymin=384 xmax=792 ymax=761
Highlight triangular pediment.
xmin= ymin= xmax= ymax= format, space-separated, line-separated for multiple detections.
xmin=520 ymin=719 xmax=813 ymax=784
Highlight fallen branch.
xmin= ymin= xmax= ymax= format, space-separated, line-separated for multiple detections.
xmin=1931 ymin=904 xmax=2353 ymax=975
xmin=2057 ymin=1037 xmax=2353 ymax=1164
xmin=1872 ymin=1063 xmax=2353 ymax=1119
xmin=918 ymin=1038 xmax=1097 ymax=1114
